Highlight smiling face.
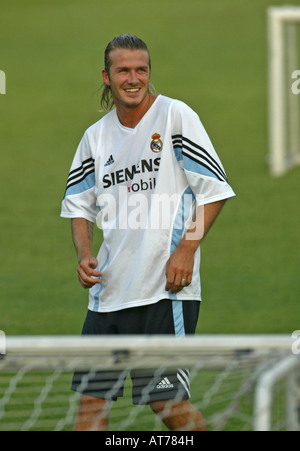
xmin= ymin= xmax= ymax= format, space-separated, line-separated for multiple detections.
xmin=101 ymin=48 xmax=151 ymax=110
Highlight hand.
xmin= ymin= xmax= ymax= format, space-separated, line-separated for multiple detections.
xmin=77 ymin=255 xmax=102 ymax=289
xmin=165 ymin=245 xmax=195 ymax=294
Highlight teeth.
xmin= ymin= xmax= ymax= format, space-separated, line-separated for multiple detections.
xmin=125 ymin=88 xmax=139 ymax=92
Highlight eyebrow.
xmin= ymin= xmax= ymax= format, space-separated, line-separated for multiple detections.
xmin=115 ymin=65 xmax=149 ymax=71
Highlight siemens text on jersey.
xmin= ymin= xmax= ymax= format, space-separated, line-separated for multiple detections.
xmin=102 ymin=157 xmax=161 ymax=189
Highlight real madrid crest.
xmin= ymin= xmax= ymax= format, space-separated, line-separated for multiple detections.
xmin=150 ymin=133 xmax=163 ymax=153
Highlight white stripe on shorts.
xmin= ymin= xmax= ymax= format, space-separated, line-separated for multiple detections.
xmin=177 ymin=369 xmax=191 ymax=397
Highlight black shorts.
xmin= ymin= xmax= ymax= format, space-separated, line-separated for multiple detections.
xmin=71 ymin=299 xmax=200 ymax=405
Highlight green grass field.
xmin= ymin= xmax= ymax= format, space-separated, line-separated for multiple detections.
xmin=0 ymin=0 xmax=299 ymax=337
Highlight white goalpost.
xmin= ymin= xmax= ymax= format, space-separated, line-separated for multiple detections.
xmin=0 ymin=334 xmax=299 ymax=431
xmin=267 ymin=6 xmax=300 ymax=176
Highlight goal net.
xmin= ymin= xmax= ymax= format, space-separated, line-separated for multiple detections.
xmin=267 ymin=6 xmax=300 ymax=176
xmin=0 ymin=335 xmax=299 ymax=432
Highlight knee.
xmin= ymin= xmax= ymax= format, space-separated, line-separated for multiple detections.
xmin=149 ymin=400 xmax=207 ymax=431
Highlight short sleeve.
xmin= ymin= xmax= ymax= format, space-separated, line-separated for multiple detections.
xmin=171 ymin=100 xmax=235 ymax=206
xmin=60 ymin=132 xmax=99 ymax=223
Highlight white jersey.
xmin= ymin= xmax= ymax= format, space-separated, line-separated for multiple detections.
xmin=61 ymin=95 xmax=235 ymax=312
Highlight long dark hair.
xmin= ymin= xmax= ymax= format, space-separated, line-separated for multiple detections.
xmin=100 ymin=34 xmax=154 ymax=111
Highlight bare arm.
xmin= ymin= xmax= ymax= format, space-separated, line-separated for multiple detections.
xmin=71 ymin=218 xmax=102 ymax=289
xmin=165 ymin=199 xmax=226 ymax=293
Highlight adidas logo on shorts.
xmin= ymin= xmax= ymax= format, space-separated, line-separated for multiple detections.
xmin=156 ymin=377 xmax=174 ymax=389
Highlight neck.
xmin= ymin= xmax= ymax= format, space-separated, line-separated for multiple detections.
xmin=116 ymin=94 xmax=157 ymax=129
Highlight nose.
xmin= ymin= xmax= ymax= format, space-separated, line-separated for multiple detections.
xmin=128 ymin=70 xmax=138 ymax=84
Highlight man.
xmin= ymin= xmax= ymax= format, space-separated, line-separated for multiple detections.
xmin=61 ymin=34 xmax=235 ymax=431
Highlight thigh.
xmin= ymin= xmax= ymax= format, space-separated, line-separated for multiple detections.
xmin=144 ymin=299 xmax=200 ymax=336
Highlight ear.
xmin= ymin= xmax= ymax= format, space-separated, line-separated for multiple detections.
xmin=102 ymin=69 xmax=110 ymax=86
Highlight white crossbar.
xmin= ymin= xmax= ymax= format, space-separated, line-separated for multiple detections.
xmin=5 ymin=334 xmax=293 ymax=354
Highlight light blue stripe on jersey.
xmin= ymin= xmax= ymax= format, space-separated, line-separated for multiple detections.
xmin=173 ymin=146 xmax=183 ymax=162
xmin=64 ymin=172 xmax=95 ymax=198
xmin=182 ymin=153 xmax=220 ymax=179
xmin=92 ymin=281 xmax=102 ymax=312
xmin=91 ymin=251 xmax=109 ymax=311
xmin=170 ymin=186 xmax=195 ymax=253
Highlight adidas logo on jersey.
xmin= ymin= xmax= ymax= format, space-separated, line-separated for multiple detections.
xmin=156 ymin=377 xmax=174 ymax=389
xmin=104 ymin=155 xmax=114 ymax=167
